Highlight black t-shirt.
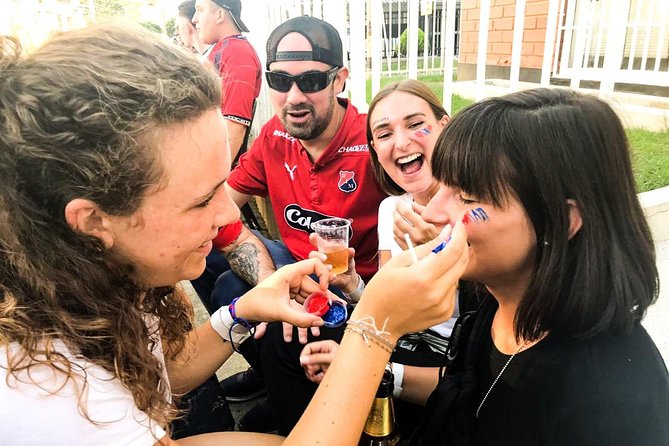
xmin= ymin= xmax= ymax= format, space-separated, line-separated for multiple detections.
xmin=472 ymin=321 xmax=669 ymax=445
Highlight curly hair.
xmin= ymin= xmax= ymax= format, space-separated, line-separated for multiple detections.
xmin=0 ymin=23 xmax=220 ymax=429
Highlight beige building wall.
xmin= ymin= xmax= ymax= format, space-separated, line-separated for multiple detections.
xmin=459 ymin=0 xmax=550 ymax=70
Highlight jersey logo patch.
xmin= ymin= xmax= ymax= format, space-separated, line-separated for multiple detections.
xmin=338 ymin=170 xmax=357 ymax=193
xmin=284 ymin=162 xmax=297 ymax=181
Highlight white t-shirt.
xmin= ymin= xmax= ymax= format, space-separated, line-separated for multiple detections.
xmin=0 ymin=334 xmax=167 ymax=445
xmin=378 ymin=193 xmax=460 ymax=338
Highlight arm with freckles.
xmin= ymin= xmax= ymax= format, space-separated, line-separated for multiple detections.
xmin=284 ymin=224 xmax=469 ymax=446
xmin=166 ymin=259 xmax=330 ymax=395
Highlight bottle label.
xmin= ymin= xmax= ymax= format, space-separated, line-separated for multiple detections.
xmin=362 ymin=398 xmax=395 ymax=437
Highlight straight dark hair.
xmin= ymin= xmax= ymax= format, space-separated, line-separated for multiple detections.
xmin=366 ymin=79 xmax=448 ymax=196
xmin=431 ymin=88 xmax=658 ymax=341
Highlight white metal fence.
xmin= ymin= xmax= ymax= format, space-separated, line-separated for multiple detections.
xmin=246 ymin=0 xmax=667 ymax=123
xmin=245 ymin=0 xmax=460 ymax=118
xmin=552 ymin=0 xmax=669 ymax=90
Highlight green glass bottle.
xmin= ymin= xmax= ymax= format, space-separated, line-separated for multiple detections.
xmin=358 ymin=369 xmax=401 ymax=446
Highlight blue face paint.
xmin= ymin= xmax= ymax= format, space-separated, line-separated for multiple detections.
xmin=322 ymin=300 xmax=347 ymax=328
xmin=432 ymin=207 xmax=489 ymax=254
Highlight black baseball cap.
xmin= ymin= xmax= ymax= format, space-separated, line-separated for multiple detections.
xmin=266 ymin=16 xmax=343 ymax=70
xmin=211 ymin=0 xmax=248 ymax=33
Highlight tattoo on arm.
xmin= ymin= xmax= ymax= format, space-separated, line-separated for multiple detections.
xmin=228 ymin=243 xmax=261 ymax=286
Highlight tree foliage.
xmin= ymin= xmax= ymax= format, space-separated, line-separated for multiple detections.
xmin=91 ymin=0 xmax=125 ymax=17
xmin=140 ymin=22 xmax=162 ymax=34
xmin=165 ymin=18 xmax=176 ymax=38
xmin=398 ymin=28 xmax=425 ymax=56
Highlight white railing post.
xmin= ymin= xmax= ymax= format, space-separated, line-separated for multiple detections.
xmin=558 ymin=0 xmax=577 ymax=77
xmin=371 ymin=0 xmax=383 ymax=98
xmin=509 ymin=0 xmax=527 ymax=91
xmin=349 ymin=0 xmax=367 ymax=110
xmin=323 ymin=0 xmax=349 ymax=96
xmin=600 ymin=0 xmax=627 ymax=94
xmin=431 ymin=0 xmax=437 ymax=71
xmin=396 ymin=0 xmax=402 ymax=75
xmin=570 ymin=0 xmax=593 ymax=89
xmin=312 ymin=0 xmax=322 ymax=18
xmin=653 ymin=1 xmax=668 ymax=72
xmin=640 ymin=0 xmax=657 ymax=72
xmin=476 ymin=0 xmax=491 ymax=100
xmin=408 ymin=0 xmax=420 ymax=79
xmin=422 ymin=0 xmax=430 ymax=73
xmin=541 ymin=0 xmax=560 ymax=85
xmin=443 ymin=0 xmax=457 ymax=114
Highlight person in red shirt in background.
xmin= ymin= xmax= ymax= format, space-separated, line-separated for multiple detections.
xmin=189 ymin=0 xmax=276 ymax=313
xmin=193 ymin=0 xmax=261 ymax=163
xmin=192 ymin=16 xmax=387 ymax=432
xmin=173 ymin=1 xmax=267 ymax=437
xmin=176 ymin=0 xmax=208 ymax=57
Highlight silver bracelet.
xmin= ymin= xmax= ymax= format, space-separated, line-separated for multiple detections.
xmin=210 ymin=305 xmax=252 ymax=346
xmin=343 ymin=273 xmax=365 ymax=303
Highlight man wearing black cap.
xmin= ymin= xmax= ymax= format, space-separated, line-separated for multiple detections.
xmin=193 ymin=0 xmax=260 ymax=162
xmin=214 ymin=16 xmax=386 ymax=433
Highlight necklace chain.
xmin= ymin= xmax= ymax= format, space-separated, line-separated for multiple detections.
xmin=476 ymin=341 xmax=528 ymax=418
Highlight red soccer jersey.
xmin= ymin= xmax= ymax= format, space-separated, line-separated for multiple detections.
xmin=227 ymin=99 xmax=387 ymax=281
xmin=207 ymin=34 xmax=261 ymax=126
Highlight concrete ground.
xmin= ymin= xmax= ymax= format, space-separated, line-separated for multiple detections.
xmin=181 ymin=281 xmax=256 ymax=426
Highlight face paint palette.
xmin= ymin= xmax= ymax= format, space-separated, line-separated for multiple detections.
xmin=303 ymin=292 xmax=348 ymax=328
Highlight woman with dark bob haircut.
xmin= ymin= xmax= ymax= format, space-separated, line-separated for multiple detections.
xmin=0 ymin=22 xmax=469 ymax=446
xmin=411 ymin=87 xmax=669 ymax=444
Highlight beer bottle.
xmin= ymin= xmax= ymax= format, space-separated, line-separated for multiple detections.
xmin=358 ymin=369 xmax=401 ymax=446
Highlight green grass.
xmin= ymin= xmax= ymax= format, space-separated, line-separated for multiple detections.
xmin=365 ymin=75 xmax=669 ymax=193
xmin=628 ymin=128 xmax=669 ymax=192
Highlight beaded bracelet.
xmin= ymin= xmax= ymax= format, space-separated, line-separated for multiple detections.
xmin=229 ymin=297 xmax=260 ymax=329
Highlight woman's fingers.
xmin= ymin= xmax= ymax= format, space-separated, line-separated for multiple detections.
xmin=351 ymin=222 xmax=468 ymax=337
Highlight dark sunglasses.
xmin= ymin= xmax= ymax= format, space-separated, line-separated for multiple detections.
xmin=265 ymin=66 xmax=340 ymax=93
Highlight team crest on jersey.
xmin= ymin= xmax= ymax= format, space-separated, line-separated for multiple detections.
xmin=338 ymin=170 xmax=357 ymax=193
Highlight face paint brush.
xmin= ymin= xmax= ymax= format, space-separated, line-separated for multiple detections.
xmin=432 ymin=207 xmax=489 ymax=254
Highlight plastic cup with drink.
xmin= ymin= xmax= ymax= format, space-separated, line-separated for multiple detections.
xmin=312 ymin=217 xmax=350 ymax=275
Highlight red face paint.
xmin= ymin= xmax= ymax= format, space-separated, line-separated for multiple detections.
xmin=304 ymin=292 xmax=330 ymax=317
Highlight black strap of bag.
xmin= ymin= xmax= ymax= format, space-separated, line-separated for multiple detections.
xmin=409 ymin=295 xmax=498 ymax=446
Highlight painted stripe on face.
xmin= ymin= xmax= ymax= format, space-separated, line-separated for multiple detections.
xmin=414 ymin=125 xmax=432 ymax=138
